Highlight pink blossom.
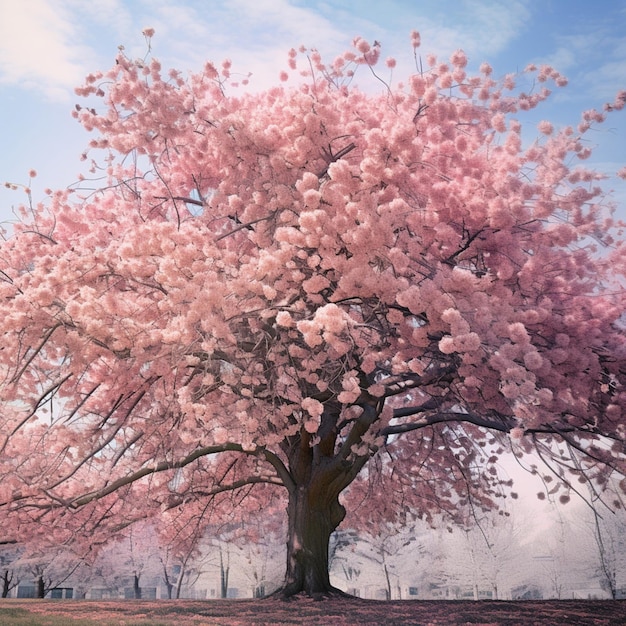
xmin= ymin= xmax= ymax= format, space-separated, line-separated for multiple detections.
xmin=555 ymin=333 xmax=570 ymax=348
xmin=508 ymin=322 xmax=530 ymax=344
xmin=314 ymin=303 xmax=347 ymax=334
xmin=439 ymin=336 xmax=456 ymax=354
xmin=301 ymin=397 xmax=324 ymax=417
xmin=454 ymin=333 xmax=481 ymax=352
xmin=536 ymin=388 xmax=553 ymax=405
xmin=450 ymin=49 xmax=467 ymax=69
xmin=510 ymin=427 xmax=525 ymax=440
xmin=353 ymin=36 xmax=370 ymax=53
xmin=538 ymin=120 xmax=553 ymax=135
xmin=303 ymin=419 xmax=319 ymax=434
xmin=523 ymin=350 xmax=543 ymax=371
xmin=276 ymin=311 xmax=294 ymax=327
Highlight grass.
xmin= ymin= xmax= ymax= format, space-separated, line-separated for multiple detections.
xmin=0 ymin=605 xmax=174 ymax=626
xmin=0 ymin=598 xmax=624 ymax=625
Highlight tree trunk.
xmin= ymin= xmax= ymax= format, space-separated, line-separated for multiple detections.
xmin=280 ymin=484 xmax=347 ymax=597
xmin=133 ymin=573 xmax=141 ymax=599
xmin=36 ymin=575 xmax=45 ymax=599
xmin=175 ymin=568 xmax=185 ymax=599
xmin=162 ymin=564 xmax=173 ymax=600
xmin=2 ymin=570 xmax=12 ymax=598
xmin=383 ymin=560 xmax=392 ymax=600
xmin=220 ymin=548 xmax=229 ymax=598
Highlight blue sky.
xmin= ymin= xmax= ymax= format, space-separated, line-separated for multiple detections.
xmin=1 ymin=0 xmax=625 ymax=224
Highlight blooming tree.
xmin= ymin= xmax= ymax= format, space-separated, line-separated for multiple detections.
xmin=1 ymin=31 xmax=626 ymax=597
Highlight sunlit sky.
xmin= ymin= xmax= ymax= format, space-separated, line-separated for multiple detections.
xmin=0 ymin=0 xmax=624 ymax=544
xmin=1 ymin=0 xmax=625 ymax=223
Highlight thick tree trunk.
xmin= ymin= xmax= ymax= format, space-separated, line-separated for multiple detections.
xmin=274 ymin=403 xmax=377 ymax=598
xmin=279 ymin=484 xmax=347 ymax=597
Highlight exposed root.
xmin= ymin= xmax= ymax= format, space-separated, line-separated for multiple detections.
xmin=268 ymin=585 xmax=354 ymax=601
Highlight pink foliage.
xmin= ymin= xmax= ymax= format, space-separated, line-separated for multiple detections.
xmin=0 ymin=33 xmax=625 ymax=587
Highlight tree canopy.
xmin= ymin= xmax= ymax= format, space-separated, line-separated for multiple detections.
xmin=1 ymin=31 xmax=625 ymax=596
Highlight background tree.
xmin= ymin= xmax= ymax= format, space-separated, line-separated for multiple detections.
xmin=13 ymin=545 xmax=87 ymax=598
xmin=1 ymin=30 xmax=625 ymax=597
xmin=336 ymin=523 xmax=421 ymax=600
xmin=441 ymin=507 xmax=524 ymax=600
xmin=591 ymin=509 xmax=625 ymax=599
xmin=156 ymin=500 xmax=215 ymax=599
xmin=585 ymin=483 xmax=626 ymax=599
xmin=0 ymin=542 xmax=21 ymax=598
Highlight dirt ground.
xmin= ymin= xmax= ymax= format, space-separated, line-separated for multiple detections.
xmin=0 ymin=598 xmax=624 ymax=625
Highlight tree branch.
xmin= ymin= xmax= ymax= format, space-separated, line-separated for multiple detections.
xmin=164 ymin=475 xmax=284 ymax=510
xmin=68 ymin=443 xmax=247 ymax=508
xmin=316 ymin=142 xmax=356 ymax=178
xmin=381 ymin=410 xmax=516 ymax=437
xmin=11 ymin=323 xmax=63 ymax=385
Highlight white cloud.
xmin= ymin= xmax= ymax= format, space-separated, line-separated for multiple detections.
xmin=406 ymin=0 xmax=530 ymax=64
xmin=67 ymin=0 xmax=134 ymax=33
xmin=124 ymin=0 xmax=350 ymax=90
xmin=461 ymin=0 xmax=530 ymax=56
xmin=228 ymin=0 xmax=343 ymax=44
xmin=0 ymin=0 xmax=93 ymax=101
xmin=533 ymin=28 xmax=626 ymax=103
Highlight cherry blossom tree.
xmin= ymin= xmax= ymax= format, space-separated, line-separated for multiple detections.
xmin=1 ymin=30 xmax=626 ymax=597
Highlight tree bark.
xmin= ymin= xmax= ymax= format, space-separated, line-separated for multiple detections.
xmin=36 ymin=575 xmax=45 ymax=599
xmin=133 ymin=573 xmax=141 ymax=599
xmin=175 ymin=568 xmax=185 ymax=599
xmin=2 ymin=570 xmax=12 ymax=598
xmin=279 ymin=484 xmax=348 ymax=597
xmin=162 ymin=563 xmax=173 ymax=600
xmin=274 ymin=404 xmax=376 ymax=598
xmin=220 ymin=548 xmax=229 ymax=598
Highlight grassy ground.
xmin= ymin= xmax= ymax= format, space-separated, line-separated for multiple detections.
xmin=0 ymin=598 xmax=624 ymax=625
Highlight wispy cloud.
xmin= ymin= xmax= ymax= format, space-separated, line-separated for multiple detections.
xmin=463 ymin=0 xmax=530 ymax=53
xmin=0 ymin=0 xmax=357 ymax=101
xmin=127 ymin=0 xmax=350 ymax=88
xmin=534 ymin=28 xmax=626 ymax=104
xmin=396 ymin=0 xmax=527 ymax=51
xmin=0 ymin=1 xmax=94 ymax=101
xmin=0 ymin=0 xmax=534 ymax=101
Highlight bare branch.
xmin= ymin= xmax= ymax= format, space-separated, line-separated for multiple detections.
xmin=67 ymin=442 xmax=276 ymax=508
xmin=316 ymin=142 xmax=356 ymax=178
